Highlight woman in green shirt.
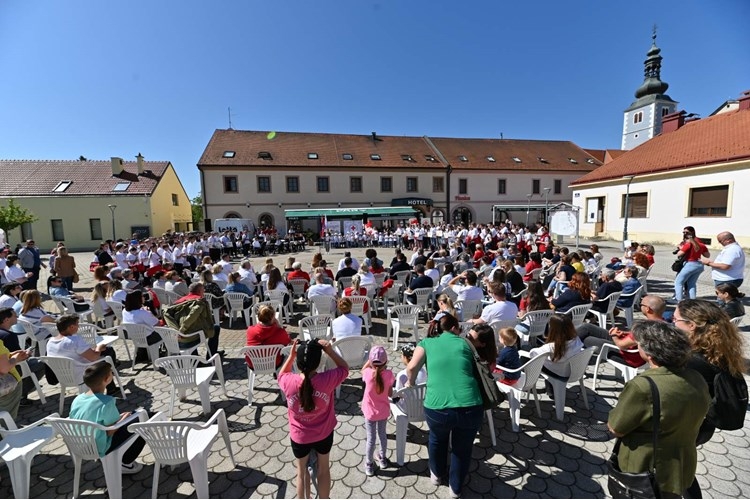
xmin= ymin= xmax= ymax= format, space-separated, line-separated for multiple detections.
xmin=608 ymin=320 xmax=710 ymax=497
xmin=406 ymin=313 xmax=482 ymax=498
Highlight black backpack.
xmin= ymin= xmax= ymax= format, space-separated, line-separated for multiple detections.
xmin=707 ymin=370 xmax=748 ymax=430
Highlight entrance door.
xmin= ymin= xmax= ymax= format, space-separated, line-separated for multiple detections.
xmin=452 ymin=207 xmax=472 ymax=226
xmin=585 ymin=197 xmax=606 ymax=236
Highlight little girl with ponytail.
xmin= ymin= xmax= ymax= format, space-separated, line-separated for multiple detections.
xmin=361 ymin=346 xmax=395 ymax=477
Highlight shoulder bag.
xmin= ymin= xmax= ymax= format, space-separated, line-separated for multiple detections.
xmin=607 ymin=376 xmax=661 ymax=498
xmin=0 ymin=372 xmax=19 ymax=397
xmin=463 ymin=337 xmax=504 ymax=409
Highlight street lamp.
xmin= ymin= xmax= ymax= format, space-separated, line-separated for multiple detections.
xmin=107 ymin=204 xmax=117 ymax=240
xmin=622 ymin=175 xmax=635 ymax=248
xmin=525 ymin=194 xmax=533 ymax=227
xmin=543 ymin=187 xmax=552 ymax=225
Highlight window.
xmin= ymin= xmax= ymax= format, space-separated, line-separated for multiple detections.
xmin=401 ymin=154 xmax=414 ymax=162
xmin=342 ymin=153 xmax=353 ymax=160
xmin=498 ymin=179 xmax=507 ymax=195
xmin=370 ymin=154 xmax=381 ymax=161
xmin=406 ymin=177 xmax=418 ymax=192
xmin=257 ymin=176 xmax=271 ymax=193
xmin=317 ymin=176 xmax=330 ymax=193
xmin=458 ymin=178 xmax=468 ymax=194
xmin=113 ymin=182 xmax=130 ymax=192
xmin=53 ymin=181 xmax=72 ymax=193
xmin=458 ymin=155 xmax=468 ymax=162
xmin=487 ymin=155 xmax=496 ymax=162
xmin=286 ymin=176 xmax=300 ymax=193
xmin=621 ymin=192 xmax=648 ymax=218
xmin=433 ymin=177 xmax=444 ymax=193
xmin=171 ymin=194 xmax=179 ymax=206
xmin=222 ymin=151 xmax=235 ymax=158
xmin=689 ymin=185 xmax=728 ymax=217
xmin=586 ymin=158 xmax=596 ymax=164
xmin=223 ymin=176 xmax=238 ymax=193
xmin=258 ymin=151 xmax=273 ymax=160
xmin=568 ymin=158 xmax=578 ymax=164
xmin=20 ymin=223 xmax=32 ymax=241
xmin=424 ymin=155 xmax=437 ymax=162
xmin=307 ymin=153 xmax=319 ymax=160
xmin=633 ymin=111 xmax=643 ymax=124
xmin=511 ymin=157 xmax=522 ymax=163
xmin=537 ymin=157 xmax=549 ymax=164
xmin=554 ymin=179 xmax=562 ymax=194
xmin=51 ymin=219 xmax=65 ymax=241
xmin=532 ymin=179 xmax=540 ymax=194
xmin=89 ymin=218 xmax=102 ymax=240
xmin=350 ymin=176 xmax=363 ymax=193
xmin=380 ymin=176 xmax=392 ymax=193
xmin=662 ymin=108 xmax=670 ymax=116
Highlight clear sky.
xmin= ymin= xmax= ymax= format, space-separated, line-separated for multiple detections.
xmin=1 ymin=0 xmax=748 ymax=199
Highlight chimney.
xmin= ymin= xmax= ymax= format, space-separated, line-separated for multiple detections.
xmin=136 ymin=152 xmax=145 ymax=174
xmin=110 ymin=157 xmax=124 ymax=175
xmin=661 ymin=110 xmax=686 ymax=134
xmin=739 ymin=90 xmax=750 ymax=111
xmin=371 ymin=131 xmax=377 ymax=142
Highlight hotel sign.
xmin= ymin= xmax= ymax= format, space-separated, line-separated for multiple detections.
xmin=392 ymin=197 xmax=433 ymax=206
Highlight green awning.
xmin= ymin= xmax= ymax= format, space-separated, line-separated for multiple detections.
xmin=284 ymin=207 xmax=418 ymax=221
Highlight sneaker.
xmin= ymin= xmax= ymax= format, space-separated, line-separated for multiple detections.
xmin=377 ymin=455 xmax=392 ymax=469
xmin=364 ymin=461 xmax=375 ymax=477
xmin=121 ymin=462 xmax=143 ymax=475
xmin=450 ymin=487 xmax=461 ymax=499
xmin=430 ymin=471 xmax=442 ymax=486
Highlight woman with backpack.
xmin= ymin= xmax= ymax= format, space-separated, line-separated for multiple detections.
xmin=673 ymin=299 xmax=746 ymax=497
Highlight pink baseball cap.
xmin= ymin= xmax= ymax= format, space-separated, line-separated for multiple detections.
xmin=369 ymin=346 xmax=387 ymax=366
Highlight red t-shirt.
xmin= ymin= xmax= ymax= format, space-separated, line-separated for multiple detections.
xmin=680 ymin=241 xmax=707 ymax=262
xmin=245 ymin=323 xmax=291 ymax=368
xmin=523 ymin=261 xmax=542 ymax=281
xmin=344 ymin=287 xmax=369 ymax=313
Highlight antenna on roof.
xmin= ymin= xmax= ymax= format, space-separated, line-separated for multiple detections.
xmin=500 ymin=133 xmax=503 ymax=139
xmin=228 ymin=107 xmax=233 ymax=130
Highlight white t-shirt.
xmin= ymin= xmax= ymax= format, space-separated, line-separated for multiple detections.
xmin=331 ymin=314 xmax=362 ymax=340
xmin=307 ymin=284 xmax=337 ymax=299
xmin=122 ymin=308 xmax=159 ymax=327
xmin=529 ymin=337 xmax=584 ymax=377
xmin=451 ymin=284 xmax=484 ymax=301
xmin=394 ymin=366 xmax=427 ymax=392
xmin=46 ymin=335 xmax=94 ymax=382
xmin=712 ymin=242 xmax=746 ymax=281
xmin=480 ymin=300 xmax=519 ymax=324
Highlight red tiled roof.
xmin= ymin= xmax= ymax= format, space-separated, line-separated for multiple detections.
xmin=0 ymin=160 xmax=170 ymax=196
xmin=572 ymin=109 xmax=750 ymax=185
xmin=584 ymin=149 xmax=607 ymax=163
xmin=198 ymin=129 xmax=601 ymax=172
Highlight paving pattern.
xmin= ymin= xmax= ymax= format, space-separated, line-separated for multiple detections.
xmin=0 ymin=240 xmax=748 ymax=499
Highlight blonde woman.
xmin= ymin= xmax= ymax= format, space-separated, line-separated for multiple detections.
xmin=90 ymin=282 xmax=113 ymax=317
xmin=18 ymin=290 xmax=56 ymax=341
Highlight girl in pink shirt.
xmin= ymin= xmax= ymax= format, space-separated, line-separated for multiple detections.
xmin=278 ymin=338 xmax=348 ymax=499
xmin=361 ymin=345 xmax=395 ymax=476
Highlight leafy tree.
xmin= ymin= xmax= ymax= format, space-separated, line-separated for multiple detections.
xmin=191 ymin=194 xmax=204 ymax=229
xmin=0 ymin=199 xmax=38 ymax=246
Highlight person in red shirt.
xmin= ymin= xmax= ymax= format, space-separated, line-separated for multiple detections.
xmin=535 ymin=227 xmax=550 ymax=254
xmin=472 ymin=243 xmax=485 ymax=269
xmin=172 ymin=282 xmax=223 ymax=358
xmin=523 ymin=252 xmax=543 ymax=281
xmin=287 ymin=262 xmax=311 ymax=290
xmin=245 ymin=304 xmax=291 ymax=369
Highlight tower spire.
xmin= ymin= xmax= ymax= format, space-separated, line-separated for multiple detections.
xmin=635 ymin=26 xmax=669 ymax=98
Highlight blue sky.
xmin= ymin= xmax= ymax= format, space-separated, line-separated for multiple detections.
xmin=1 ymin=1 xmax=748 ymax=199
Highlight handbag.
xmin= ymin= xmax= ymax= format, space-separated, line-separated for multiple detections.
xmin=72 ymin=270 xmax=80 ymax=283
xmin=607 ymin=376 xmax=661 ymax=499
xmin=671 ymin=255 xmax=686 ymax=273
xmin=463 ymin=338 xmax=504 ymax=409
xmin=0 ymin=372 xmax=19 ymax=397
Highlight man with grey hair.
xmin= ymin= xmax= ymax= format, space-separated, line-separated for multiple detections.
xmin=307 ymin=271 xmax=337 ymax=313
xmin=590 ymin=267 xmax=622 ymax=313
xmin=701 ymin=231 xmax=745 ymax=287
xmin=238 ymin=260 xmax=258 ymax=294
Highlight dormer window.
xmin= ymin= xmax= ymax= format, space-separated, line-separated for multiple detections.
xmin=113 ymin=182 xmax=131 ymax=192
xmin=307 ymin=153 xmax=319 ymax=160
xmin=53 ymin=181 xmax=72 ymax=193
xmin=370 ymin=154 xmax=381 ymax=161
xmin=258 ymin=151 xmax=273 ymax=160
xmin=458 ymin=155 xmax=468 ymax=162
xmin=424 ymin=155 xmax=437 ymax=162
xmin=342 ymin=153 xmax=353 ymax=160
xmin=511 ymin=157 xmax=522 ymax=163
xmin=222 ymin=151 xmax=235 ymax=158
xmin=537 ymin=157 xmax=549 ymax=164
xmin=568 ymin=158 xmax=578 ymax=164
xmin=586 ymin=158 xmax=596 ymax=164
xmin=401 ymin=154 xmax=413 ymax=162
xmin=487 ymin=156 xmax=496 ymax=162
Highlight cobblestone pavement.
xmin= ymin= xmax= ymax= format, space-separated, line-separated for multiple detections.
xmin=1 ymin=240 xmax=748 ymax=499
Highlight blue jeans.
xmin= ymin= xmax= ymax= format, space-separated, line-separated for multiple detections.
xmin=674 ymin=261 xmax=704 ymax=301
xmin=424 ymin=405 xmax=483 ymax=494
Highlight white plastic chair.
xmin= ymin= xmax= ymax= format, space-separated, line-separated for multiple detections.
xmin=455 ymin=299 xmax=483 ymax=320
xmin=223 ymin=292 xmax=252 ymax=327
xmin=128 ymin=409 xmax=236 ymax=499
xmin=121 ymin=323 xmax=164 ymax=371
xmin=730 ymin=315 xmax=744 ymax=327
xmin=106 ymin=300 xmax=124 ymax=325
xmin=591 ymin=344 xmax=647 ymax=390
xmin=517 ymin=310 xmax=554 ymax=347
xmin=591 ymin=292 xmax=622 ymax=329
xmin=542 ymin=347 xmax=596 ymax=421
xmin=496 ymin=353 xmax=548 ymax=432
xmin=489 ymin=319 xmax=520 ymax=339
xmin=77 ymin=322 xmax=123 ymax=351
xmin=375 ymin=281 xmax=403 ymax=317
xmin=50 ymin=296 xmax=67 ymax=315
xmin=331 ymin=336 xmax=373 ymax=398
xmin=47 ymin=409 xmax=149 ymax=499
xmin=336 ymin=276 xmax=353 ymax=294
xmin=0 ymin=411 xmax=59 ymax=499
xmin=407 ymin=288 xmax=433 ymax=322
xmin=638 ymin=265 xmax=652 ymax=295
xmin=348 ymin=295 xmax=372 ymax=334
xmin=203 ymin=293 xmax=223 ymax=325
xmin=309 ymin=295 xmax=337 ymax=316
xmin=251 ymin=300 xmax=282 ymax=325
xmin=153 ymin=354 xmax=226 ymax=417
xmin=154 ymin=326 xmax=211 ymax=357
xmin=16 ymin=359 xmax=47 ymax=404
xmin=58 ymin=296 xmax=95 ymax=322
xmin=563 ymin=303 xmax=593 ymax=329
xmin=299 ymin=315 xmax=333 ymax=341
xmin=91 ymin=300 xmax=116 ymax=329
xmin=389 ymin=383 xmax=427 ymax=466
xmin=16 ymin=318 xmax=47 ymax=356
xmin=266 ymin=289 xmax=292 ymax=322
xmin=387 ymin=305 xmax=421 ymax=350
xmin=240 ymin=344 xmax=284 ymax=405
xmin=619 ymin=286 xmax=644 ymax=328
xmin=39 ymin=355 xmax=126 ymax=415
xmin=393 ymin=271 xmax=412 ymax=289
xmin=288 ymin=278 xmax=310 ymax=310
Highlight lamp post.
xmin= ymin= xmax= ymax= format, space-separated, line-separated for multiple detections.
xmin=525 ymin=194 xmax=533 ymax=227
xmin=543 ymin=187 xmax=551 ymax=225
xmin=622 ymin=175 xmax=635 ymax=248
xmin=107 ymin=204 xmax=117 ymax=240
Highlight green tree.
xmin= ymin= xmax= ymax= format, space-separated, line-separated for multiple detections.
xmin=191 ymin=194 xmax=204 ymax=229
xmin=0 ymin=199 xmax=38 ymax=246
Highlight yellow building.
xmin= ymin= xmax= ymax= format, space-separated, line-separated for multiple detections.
xmin=0 ymin=156 xmax=193 ymax=251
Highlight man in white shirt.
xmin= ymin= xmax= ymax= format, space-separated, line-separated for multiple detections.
xmin=472 ymin=282 xmax=518 ymax=325
xmin=307 ymin=272 xmax=338 ymax=313
xmin=237 ymin=260 xmax=258 ymax=294
xmin=448 ymin=270 xmax=484 ymax=301
xmin=337 ymin=251 xmax=359 ymax=272
xmin=701 ymin=231 xmax=745 ymax=287
xmin=113 ymin=243 xmax=128 ymax=269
